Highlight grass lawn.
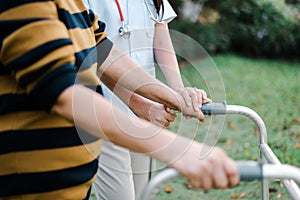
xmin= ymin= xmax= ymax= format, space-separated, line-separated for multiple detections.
xmin=153 ymin=54 xmax=300 ymax=200
xmin=90 ymin=54 xmax=300 ymax=200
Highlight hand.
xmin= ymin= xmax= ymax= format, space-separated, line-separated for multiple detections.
xmin=131 ymin=99 xmax=177 ymax=127
xmin=170 ymin=142 xmax=240 ymax=191
xmin=174 ymin=87 xmax=212 ymax=121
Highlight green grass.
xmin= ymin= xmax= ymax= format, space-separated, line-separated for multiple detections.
xmin=153 ymin=54 xmax=300 ymax=200
xmin=90 ymin=54 xmax=300 ymax=200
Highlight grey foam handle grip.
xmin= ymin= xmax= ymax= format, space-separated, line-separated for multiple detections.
xmin=201 ymin=102 xmax=227 ymax=115
xmin=237 ymin=161 xmax=263 ymax=181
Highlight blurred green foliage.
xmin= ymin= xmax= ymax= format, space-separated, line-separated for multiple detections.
xmin=169 ymin=0 xmax=300 ymax=59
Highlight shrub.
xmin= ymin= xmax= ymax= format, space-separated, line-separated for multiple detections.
xmin=169 ymin=20 xmax=231 ymax=54
xmin=206 ymin=0 xmax=300 ymax=58
xmin=170 ymin=0 xmax=300 ymax=58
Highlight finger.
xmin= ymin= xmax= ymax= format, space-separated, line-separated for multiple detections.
xmin=194 ymin=89 xmax=207 ymax=100
xmin=197 ymin=100 xmax=207 ymax=121
xmin=201 ymin=171 xmax=213 ymax=191
xmin=194 ymin=90 xmax=204 ymax=104
xmin=183 ymin=113 xmax=204 ymax=121
xmin=190 ymin=88 xmax=200 ymax=112
xmin=164 ymin=105 xmax=171 ymax=113
xmin=199 ymin=89 xmax=208 ymax=99
xmin=202 ymin=98 xmax=212 ymax=104
xmin=165 ymin=113 xmax=177 ymax=122
xmin=183 ymin=114 xmax=191 ymax=120
xmin=225 ymin=159 xmax=240 ymax=187
xmin=195 ymin=88 xmax=203 ymax=104
xmin=188 ymin=177 xmax=202 ymax=189
xmin=179 ymin=90 xmax=192 ymax=107
xmin=198 ymin=111 xmax=205 ymax=122
xmin=163 ymin=120 xmax=170 ymax=127
xmin=151 ymin=113 xmax=167 ymax=127
xmin=186 ymin=181 xmax=193 ymax=190
xmin=212 ymin=164 xmax=228 ymax=189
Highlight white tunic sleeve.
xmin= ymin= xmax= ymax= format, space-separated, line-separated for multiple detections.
xmin=161 ymin=0 xmax=177 ymax=23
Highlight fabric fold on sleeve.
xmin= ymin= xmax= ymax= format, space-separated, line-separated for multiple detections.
xmin=29 ymin=63 xmax=78 ymax=112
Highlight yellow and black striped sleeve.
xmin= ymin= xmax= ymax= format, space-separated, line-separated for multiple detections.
xmin=0 ymin=1 xmax=107 ymax=199
xmin=0 ymin=1 xmax=78 ymax=111
xmin=86 ymin=6 xmax=113 ymax=69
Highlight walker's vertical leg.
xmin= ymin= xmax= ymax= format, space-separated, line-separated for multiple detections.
xmin=260 ymin=154 xmax=269 ymax=200
xmin=226 ymin=105 xmax=269 ymax=200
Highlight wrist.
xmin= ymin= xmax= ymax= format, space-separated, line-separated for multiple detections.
xmin=165 ymin=76 xmax=184 ymax=90
xmin=128 ymin=94 xmax=151 ymax=118
xmin=169 ymin=82 xmax=185 ymax=90
xmin=128 ymin=93 xmax=141 ymax=112
xmin=165 ymin=91 xmax=182 ymax=111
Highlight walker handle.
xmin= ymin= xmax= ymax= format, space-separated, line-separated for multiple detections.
xmin=201 ymin=102 xmax=227 ymax=115
xmin=142 ymin=161 xmax=300 ymax=200
xmin=237 ymin=161 xmax=263 ymax=181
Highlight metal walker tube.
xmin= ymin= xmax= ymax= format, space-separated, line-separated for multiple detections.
xmin=142 ymin=103 xmax=300 ymax=200
xmin=142 ymin=162 xmax=300 ymax=200
xmin=226 ymin=105 xmax=300 ymax=200
xmin=226 ymin=105 xmax=269 ymax=199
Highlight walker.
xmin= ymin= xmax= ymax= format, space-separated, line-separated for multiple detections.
xmin=142 ymin=103 xmax=300 ymax=200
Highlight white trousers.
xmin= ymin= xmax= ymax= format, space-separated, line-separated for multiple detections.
xmin=93 ymin=84 xmax=153 ymax=200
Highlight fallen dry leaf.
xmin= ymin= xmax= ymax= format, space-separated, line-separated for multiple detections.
xmin=291 ymin=118 xmax=298 ymax=124
xmin=227 ymin=121 xmax=236 ymax=130
xmin=239 ymin=192 xmax=246 ymax=198
xmin=254 ymin=127 xmax=259 ymax=137
xmin=285 ymin=152 xmax=290 ymax=157
xmin=164 ymin=186 xmax=173 ymax=193
xmin=231 ymin=194 xmax=239 ymax=199
xmin=244 ymin=150 xmax=250 ymax=157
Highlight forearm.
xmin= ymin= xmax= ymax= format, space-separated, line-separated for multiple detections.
xmin=52 ymin=85 xmax=239 ymax=190
xmin=51 ymin=85 xmax=191 ymax=162
xmin=153 ymin=23 xmax=184 ymax=89
xmin=99 ymin=45 xmax=206 ymax=120
xmin=100 ymin=74 xmax=149 ymax=112
xmin=98 ymin=45 xmax=180 ymax=110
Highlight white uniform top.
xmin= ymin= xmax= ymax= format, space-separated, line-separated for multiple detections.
xmin=82 ymin=1 xmax=177 ymax=199
xmin=85 ymin=0 xmax=177 ymax=76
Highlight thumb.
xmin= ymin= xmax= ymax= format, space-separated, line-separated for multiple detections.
xmin=164 ymin=105 xmax=171 ymax=113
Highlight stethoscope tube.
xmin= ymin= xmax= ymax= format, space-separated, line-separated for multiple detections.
xmin=115 ymin=0 xmax=164 ymax=37
xmin=115 ymin=0 xmax=131 ymax=37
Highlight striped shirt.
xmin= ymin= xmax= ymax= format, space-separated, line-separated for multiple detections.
xmin=0 ymin=0 xmax=110 ymax=199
